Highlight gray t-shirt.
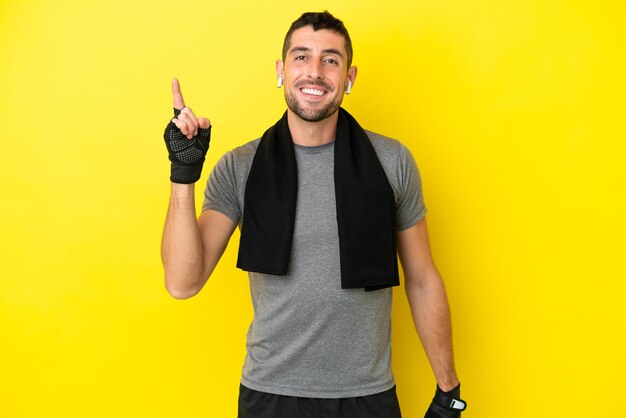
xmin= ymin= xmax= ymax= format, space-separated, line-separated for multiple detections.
xmin=202 ymin=130 xmax=426 ymax=398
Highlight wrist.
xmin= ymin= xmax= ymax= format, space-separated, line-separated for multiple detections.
xmin=170 ymin=182 xmax=196 ymax=207
xmin=170 ymin=161 xmax=204 ymax=184
xmin=436 ymin=377 xmax=460 ymax=393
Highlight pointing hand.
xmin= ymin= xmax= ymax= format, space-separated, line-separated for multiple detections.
xmin=170 ymin=78 xmax=211 ymax=138
xmin=164 ymin=79 xmax=212 ymax=184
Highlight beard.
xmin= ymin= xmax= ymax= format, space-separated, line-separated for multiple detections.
xmin=284 ymin=83 xmax=342 ymax=122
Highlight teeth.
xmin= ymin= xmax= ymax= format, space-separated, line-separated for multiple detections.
xmin=301 ymin=88 xmax=324 ymax=96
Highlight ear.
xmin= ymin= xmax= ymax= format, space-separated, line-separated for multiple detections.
xmin=346 ymin=66 xmax=358 ymax=91
xmin=276 ymin=60 xmax=284 ymax=78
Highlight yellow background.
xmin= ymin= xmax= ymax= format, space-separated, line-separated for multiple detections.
xmin=1 ymin=0 xmax=625 ymax=417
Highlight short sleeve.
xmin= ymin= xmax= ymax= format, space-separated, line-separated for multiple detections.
xmin=201 ymin=151 xmax=242 ymax=224
xmin=395 ymin=144 xmax=427 ymax=230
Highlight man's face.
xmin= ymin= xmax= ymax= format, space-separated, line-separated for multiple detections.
xmin=278 ymin=26 xmax=356 ymax=123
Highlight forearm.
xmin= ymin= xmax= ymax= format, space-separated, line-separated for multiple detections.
xmin=405 ymin=270 xmax=459 ymax=391
xmin=161 ymin=182 xmax=205 ymax=299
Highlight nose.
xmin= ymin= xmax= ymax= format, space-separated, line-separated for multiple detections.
xmin=307 ymin=60 xmax=324 ymax=79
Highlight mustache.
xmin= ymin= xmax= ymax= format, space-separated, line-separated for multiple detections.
xmin=294 ymin=80 xmax=333 ymax=91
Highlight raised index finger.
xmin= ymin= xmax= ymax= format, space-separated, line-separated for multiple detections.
xmin=172 ymin=78 xmax=185 ymax=110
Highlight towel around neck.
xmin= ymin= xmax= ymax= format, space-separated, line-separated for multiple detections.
xmin=236 ymin=108 xmax=399 ymax=291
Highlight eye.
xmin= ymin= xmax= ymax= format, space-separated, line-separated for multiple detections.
xmin=294 ymin=55 xmax=307 ymax=61
xmin=323 ymin=58 xmax=340 ymax=66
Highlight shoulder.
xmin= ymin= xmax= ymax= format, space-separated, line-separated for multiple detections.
xmin=212 ymin=138 xmax=260 ymax=174
xmin=364 ymin=130 xmax=422 ymax=195
xmin=221 ymin=138 xmax=260 ymax=164
xmin=365 ymin=130 xmax=413 ymax=166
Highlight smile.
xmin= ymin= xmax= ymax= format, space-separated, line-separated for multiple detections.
xmin=300 ymin=88 xmax=326 ymax=96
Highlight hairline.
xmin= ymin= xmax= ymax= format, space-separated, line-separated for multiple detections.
xmin=282 ymin=26 xmax=353 ymax=68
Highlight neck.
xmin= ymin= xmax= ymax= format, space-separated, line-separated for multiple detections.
xmin=287 ymin=110 xmax=338 ymax=147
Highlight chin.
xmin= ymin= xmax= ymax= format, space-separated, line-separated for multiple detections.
xmin=286 ymin=95 xmax=341 ymax=122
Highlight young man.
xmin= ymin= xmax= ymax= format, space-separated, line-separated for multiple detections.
xmin=161 ymin=11 xmax=466 ymax=418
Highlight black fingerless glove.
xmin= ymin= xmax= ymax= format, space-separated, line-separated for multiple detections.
xmin=164 ymin=108 xmax=211 ymax=184
xmin=425 ymin=384 xmax=467 ymax=418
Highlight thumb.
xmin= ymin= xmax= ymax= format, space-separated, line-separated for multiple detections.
xmin=172 ymin=78 xmax=186 ymax=110
xmin=198 ymin=117 xmax=211 ymax=129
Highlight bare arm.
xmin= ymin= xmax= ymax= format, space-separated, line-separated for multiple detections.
xmin=161 ymin=183 xmax=236 ymax=299
xmin=397 ymin=217 xmax=460 ymax=391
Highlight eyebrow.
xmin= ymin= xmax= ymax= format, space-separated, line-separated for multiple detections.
xmin=289 ymin=47 xmax=343 ymax=56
